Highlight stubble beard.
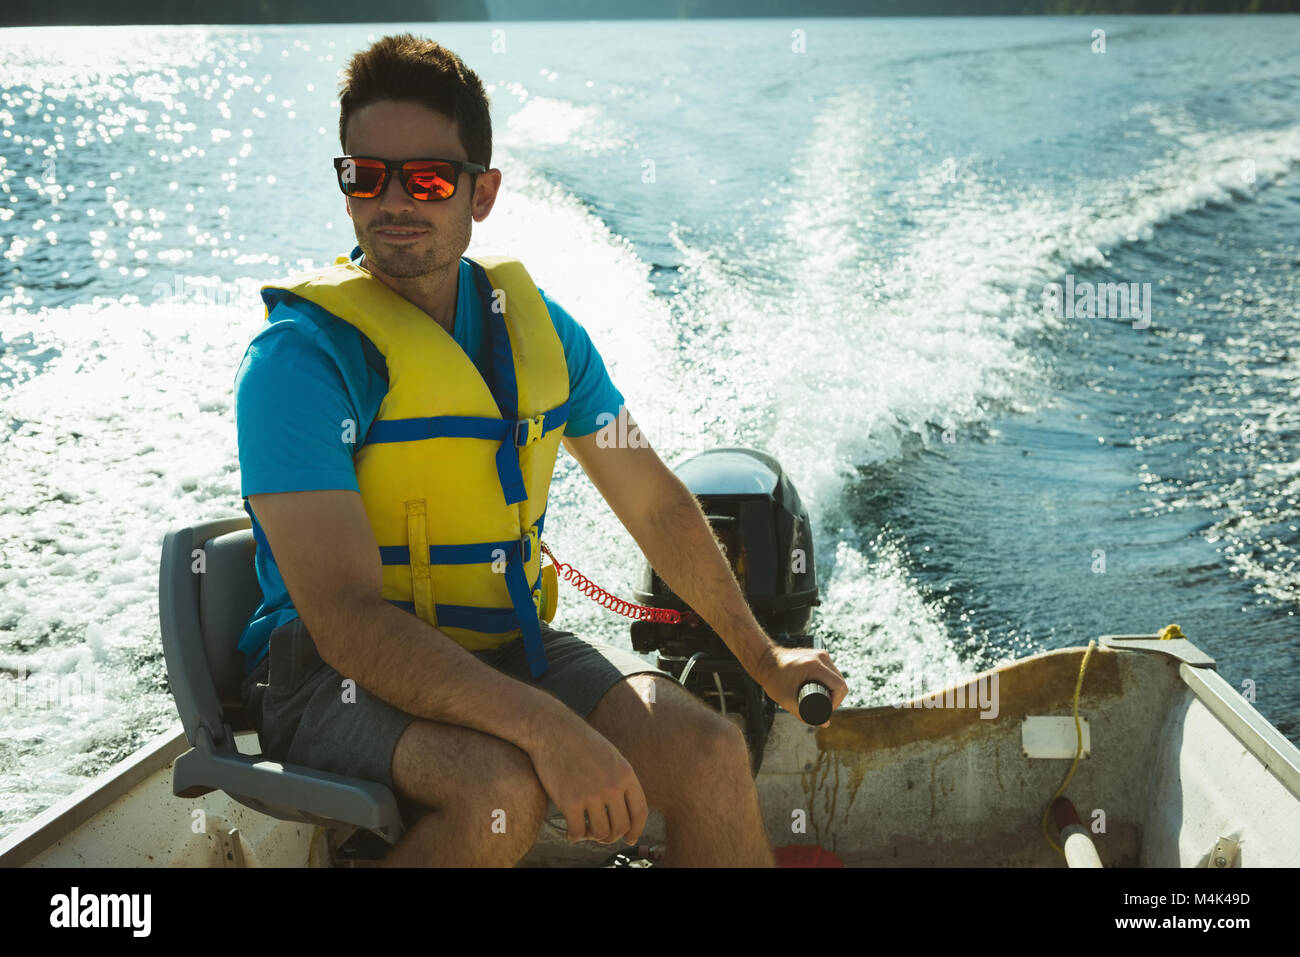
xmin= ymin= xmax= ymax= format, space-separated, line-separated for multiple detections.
xmin=356 ymin=205 xmax=473 ymax=279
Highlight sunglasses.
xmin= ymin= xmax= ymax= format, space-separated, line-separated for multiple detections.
xmin=333 ymin=155 xmax=487 ymax=201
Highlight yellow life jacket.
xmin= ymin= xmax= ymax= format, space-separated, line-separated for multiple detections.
xmin=259 ymin=254 xmax=568 ymax=678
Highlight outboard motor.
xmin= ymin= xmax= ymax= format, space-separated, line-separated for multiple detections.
xmin=630 ymin=448 xmax=820 ymax=773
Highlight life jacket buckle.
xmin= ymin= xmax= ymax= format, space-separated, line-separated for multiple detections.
xmin=515 ymin=413 xmax=546 ymax=447
xmin=520 ymin=525 xmax=539 ymax=563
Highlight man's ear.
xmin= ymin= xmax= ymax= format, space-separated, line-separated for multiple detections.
xmin=471 ymin=168 xmax=502 ymax=223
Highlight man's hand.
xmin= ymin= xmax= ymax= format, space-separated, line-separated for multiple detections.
xmin=525 ymin=705 xmax=648 ymax=846
xmin=752 ymin=644 xmax=848 ymax=729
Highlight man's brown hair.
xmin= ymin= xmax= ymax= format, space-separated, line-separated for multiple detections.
xmin=338 ymin=33 xmax=492 ymax=168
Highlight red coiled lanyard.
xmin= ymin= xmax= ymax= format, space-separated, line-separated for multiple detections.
xmin=540 ymin=541 xmax=692 ymax=625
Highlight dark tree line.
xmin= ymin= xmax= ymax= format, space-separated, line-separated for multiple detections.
xmin=1 ymin=0 xmax=1294 ymax=27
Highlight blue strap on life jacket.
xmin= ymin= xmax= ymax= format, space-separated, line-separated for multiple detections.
xmin=377 ymin=533 xmax=536 ymax=567
xmin=473 ymin=259 xmax=551 ymax=677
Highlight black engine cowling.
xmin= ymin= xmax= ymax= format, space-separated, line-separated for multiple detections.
xmin=629 ymin=448 xmax=820 ymax=772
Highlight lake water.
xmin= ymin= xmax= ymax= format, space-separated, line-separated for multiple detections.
xmin=1 ymin=16 xmax=1298 ymax=839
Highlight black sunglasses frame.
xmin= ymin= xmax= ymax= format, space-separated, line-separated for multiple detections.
xmin=333 ymin=155 xmax=488 ymax=202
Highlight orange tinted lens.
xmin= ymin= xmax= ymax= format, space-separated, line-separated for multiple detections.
xmin=341 ymin=158 xmax=387 ymax=197
xmin=403 ymin=161 xmax=456 ymax=200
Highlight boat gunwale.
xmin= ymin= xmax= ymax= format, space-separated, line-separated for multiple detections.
xmin=0 ymin=721 xmax=190 ymax=867
xmin=1178 ymin=662 xmax=1300 ymax=800
xmin=1103 ymin=632 xmax=1300 ymax=800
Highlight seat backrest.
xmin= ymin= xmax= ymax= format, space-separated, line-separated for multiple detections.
xmin=199 ymin=528 xmax=262 ymax=708
xmin=160 ymin=517 xmax=263 ymax=746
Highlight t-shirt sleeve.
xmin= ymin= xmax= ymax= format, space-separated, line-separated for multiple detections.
xmin=234 ymin=305 xmax=364 ymax=496
xmin=538 ymin=288 xmax=625 ymax=437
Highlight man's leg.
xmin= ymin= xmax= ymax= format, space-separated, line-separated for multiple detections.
xmin=381 ymin=719 xmax=550 ymax=867
xmin=587 ymin=674 xmax=774 ymax=867
xmin=246 ymin=619 xmax=549 ymax=866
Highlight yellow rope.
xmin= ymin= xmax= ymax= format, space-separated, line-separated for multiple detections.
xmin=1040 ymin=638 xmax=1096 ymax=857
xmin=1038 ymin=625 xmax=1183 ymax=859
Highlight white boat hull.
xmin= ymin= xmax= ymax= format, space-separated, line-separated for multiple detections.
xmin=4 ymin=638 xmax=1297 ymax=867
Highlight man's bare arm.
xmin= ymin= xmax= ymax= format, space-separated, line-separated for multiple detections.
xmin=561 ymin=413 xmax=848 ymax=723
xmin=562 ymin=430 xmax=774 ymax=672
xmin=246 ymin=489 xmax=569 ymax=752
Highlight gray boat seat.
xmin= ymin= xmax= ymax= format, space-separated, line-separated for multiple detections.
xmin=159 ymin=515 xmax=405 ymax=845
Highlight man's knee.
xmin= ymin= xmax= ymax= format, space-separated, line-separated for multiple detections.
xmin=599 ymin=674 xmax=751 ymax=776
xmin=681 ymin=696 xmax=750 ymax=777
xmin=393 ymin=720 xmax=549 ymax=846
xmin=437 ymin=737 xmax=548 ymax=854
xmin=474 ymin=740 xmax=550 ymax=844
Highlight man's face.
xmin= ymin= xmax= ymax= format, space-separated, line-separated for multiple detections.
xmin=342 ymin=100 xmax=477 ymax=279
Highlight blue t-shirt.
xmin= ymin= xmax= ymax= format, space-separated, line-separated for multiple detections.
xmin=233 ymin=247 xmax=625 ymax=671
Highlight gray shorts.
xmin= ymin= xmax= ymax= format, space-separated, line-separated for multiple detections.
xmin=239 ymin=615 xmax=671 ymax=796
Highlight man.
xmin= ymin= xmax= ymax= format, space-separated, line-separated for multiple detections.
xmin=234 ymin=33 xmax=847 ymax=868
